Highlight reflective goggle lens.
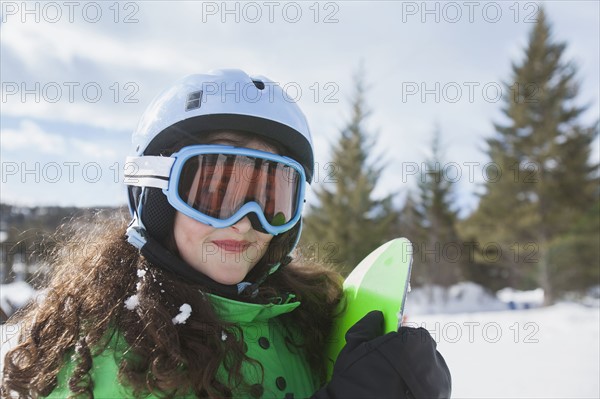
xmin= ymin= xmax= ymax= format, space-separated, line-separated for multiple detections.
xmin=177 ymin=153 xmax=301 ymax=227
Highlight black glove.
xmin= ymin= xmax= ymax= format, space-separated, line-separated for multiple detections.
xmin=312 ymin=311 xmax=451 ymax=399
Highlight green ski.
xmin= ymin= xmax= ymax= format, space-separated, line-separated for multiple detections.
xmin=326 ymin=237 xmax=413 ymax=379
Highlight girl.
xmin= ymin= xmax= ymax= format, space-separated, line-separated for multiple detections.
xmin=1 ymin=69 xmax=450 ymax=398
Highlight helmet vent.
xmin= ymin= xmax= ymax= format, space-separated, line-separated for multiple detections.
xmin=185 ymin=90 xmax=203 ymax=111
xmin=252 ymin=80 xmax=265 ymax=90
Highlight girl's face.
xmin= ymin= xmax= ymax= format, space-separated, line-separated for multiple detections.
xmin=173 ymin=132 xmax=275 ymax=285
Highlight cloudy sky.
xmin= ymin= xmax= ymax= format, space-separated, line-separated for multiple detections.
xmin=1 ymin=1 xmax=598 ymax=216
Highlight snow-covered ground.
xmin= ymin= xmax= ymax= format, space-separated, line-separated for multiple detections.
xmin=406 ymin=303 xmax=600 ymax=398
xmin=1 ymin=282 xmax=599 ymax=398
xmin=405 ymin=282 xmax=510 ymax=315
xmin=0 ymin=281 xmax=37 ymax=317
xmin=403 ymin=283 xmax=600 ymax=398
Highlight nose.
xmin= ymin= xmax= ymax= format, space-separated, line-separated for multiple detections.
xmin=230 ymin=216 xmax=252 ymax=234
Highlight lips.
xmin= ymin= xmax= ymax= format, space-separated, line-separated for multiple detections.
xmin=212 ymin=240 xmax=251 ymax=253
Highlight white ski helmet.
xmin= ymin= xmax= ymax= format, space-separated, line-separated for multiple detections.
xmin=132 ymin=69 xmax=313 ymax=178
xmin=126 ymin=69 xmax=314 ymax=249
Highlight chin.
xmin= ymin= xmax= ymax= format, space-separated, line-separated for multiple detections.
xmin=215 ymin=275 xmax=245 ymax=285
xmin=212 ymin=269 xmax=249 ymax=286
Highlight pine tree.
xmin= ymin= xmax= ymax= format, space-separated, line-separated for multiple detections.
xmin=301 ymin=68 xmax=396 ymax=276
xmin=396 ymin=193 xmax=426 ymax=261
xmin=547 ymin=201 xmax=600 ymax=294
xmin=464 ymin=8 xmax=599 ymax=303
xmin=408 ymin=126 xmax=464 ymax=289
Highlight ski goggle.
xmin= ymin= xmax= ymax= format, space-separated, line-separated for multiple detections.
xmin=125 ymin=145 xmax=307 ymax=235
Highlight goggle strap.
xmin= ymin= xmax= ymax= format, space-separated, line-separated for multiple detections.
xmin=124 ymin=156 xmax=175 ymax=189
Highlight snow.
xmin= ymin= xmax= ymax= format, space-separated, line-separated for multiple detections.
xmin=407 ymin=303 xmax=600 ymax=399
xmin=172 ymin=303 xmax=192 ymax=325
xmin=137 ymin=269 xmax=147 ymax=278
xmin=497 ymin=287 xmax=545 ymax=308
xmin=404 ymin=282 xmax=509 ymax=315
xmin=402 ymin=283 xmax=599 ymax=398
xmin=124 ymin=294 xmax=139 ymax=310
xmin=1 ymin=322 xmax=21 ymax=376
xmin=0 ymin=282 xmax=37 ymax=316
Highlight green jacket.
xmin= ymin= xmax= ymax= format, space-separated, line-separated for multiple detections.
xmin=46 ymin=294 xmax=318 ymax=398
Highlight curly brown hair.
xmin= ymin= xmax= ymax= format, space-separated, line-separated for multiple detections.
xmin=1 ymin=211 xmax=343 ymax=398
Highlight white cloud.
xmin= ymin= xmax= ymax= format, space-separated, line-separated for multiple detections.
xmin=1 ymin=120 xmax=66 ymax=155
xmin=0 ymin=19 xmax=197 ymax=74
xmin=1 ymin=120 xmax=120 ymax=160
xmin=70 ymin=138 xmax=118 ymax=159
xmin=2 ymin=97 xmax=139 ymax=132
